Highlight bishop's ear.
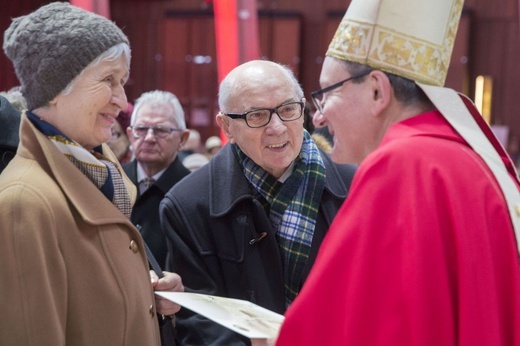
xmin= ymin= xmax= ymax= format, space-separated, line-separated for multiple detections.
xmin=368 ymin=70 xmax=392 ymax=116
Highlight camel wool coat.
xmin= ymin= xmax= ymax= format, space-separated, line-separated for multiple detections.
xmin=0 ymin=114 xmax=160 ymax=345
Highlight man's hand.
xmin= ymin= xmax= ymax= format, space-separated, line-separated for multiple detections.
xmin=150 ymin=270 xmax=184 ymax=315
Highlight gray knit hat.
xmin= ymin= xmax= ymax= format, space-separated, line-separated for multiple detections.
xmin=3 ymin=2 xmax=129 ymax=110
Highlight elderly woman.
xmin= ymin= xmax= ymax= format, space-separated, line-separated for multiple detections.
xmin=0 ymin=3 xmax=182 ymax=345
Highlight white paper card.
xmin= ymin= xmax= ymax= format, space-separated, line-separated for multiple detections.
xmin=155 ymin=292 xmax=284 ymax=340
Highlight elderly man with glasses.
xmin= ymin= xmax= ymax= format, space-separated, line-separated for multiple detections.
xmin=159 ymin=60 xmax=357 ymax=345
xmin=123 ymin=90 xmax=191 ymax=269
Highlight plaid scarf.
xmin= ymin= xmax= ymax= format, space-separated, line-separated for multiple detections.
xmin=232 ymin=130 xmax=326 ymax=306
xmin=27 ymin=111 xmax=132 ymax=219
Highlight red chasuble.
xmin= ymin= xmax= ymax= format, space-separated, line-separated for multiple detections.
xmin=276 ymin=110 xmax=520 ymax=345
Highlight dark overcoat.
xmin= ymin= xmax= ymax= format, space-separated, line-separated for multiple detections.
xmin=160 ymin=143 xmax=357 ymax=345
xmin=123 ymin=156 xmax=190 ymax=268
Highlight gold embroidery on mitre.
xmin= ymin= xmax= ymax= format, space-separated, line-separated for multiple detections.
xmin=327 ymin=0 xmax=464 ymax=87
xmin=369 ymin=27 xmax=446 ymax=85
xmin=327 ymin=20 xmax=373 ymax=61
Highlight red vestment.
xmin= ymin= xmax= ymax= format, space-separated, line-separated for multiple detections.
xmin=276 ymin=110 xmax=520 ymax=345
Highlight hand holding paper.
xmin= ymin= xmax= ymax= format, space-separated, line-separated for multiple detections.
xmin=155 ymin=292 xmax=284 ymax=341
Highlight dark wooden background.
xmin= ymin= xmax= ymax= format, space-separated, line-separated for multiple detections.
xmin=2 ymin=0 xmax=520 ymax=152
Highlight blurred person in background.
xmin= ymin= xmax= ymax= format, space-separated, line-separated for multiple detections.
xmin=182 ymin=152 xmax=209 ymax=171
xmin=0 ymin=85 xmax=27 ymax=111
xmin=178 ymin=128 xmax=202 ymax=161
xmin=108 ymin=102 xmax=133 ymax=164
xmin=0 ymin=95 xmax=21 ymax=173
xmin=123 ymin=90 xmax=191 ymax=268
xmin=204 ymin=135 xmax=222 ymax=158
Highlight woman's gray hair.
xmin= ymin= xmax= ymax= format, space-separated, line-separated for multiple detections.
xmin=130 ymin=90 xmax=186 ymax=130
xmin=62 ymin=42 xmax=131 ymax=96
xmin=218 ymin=60 xmax=304 ymax=112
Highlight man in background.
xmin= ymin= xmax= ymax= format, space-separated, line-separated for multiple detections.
xmin=177 ymin=128 xmax=202 ymax=162
xmin=123 ymin=90 xmax=191 ymax=268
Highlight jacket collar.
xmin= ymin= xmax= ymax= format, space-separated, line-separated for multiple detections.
xmin=209 ymin=143 xmax=350 ymax=216
xmin=18 ymin=114 xmax=136 ymax=226
xmin=124 ymin=157 xmax=190 ymax=196
xmin=154 ymin=157 xmax=190 ymax=193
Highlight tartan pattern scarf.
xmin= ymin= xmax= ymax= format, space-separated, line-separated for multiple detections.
xmin=27 ymin=111 xmax=132 ymax=219
xmin=232 ymin=131 xmax=326 ymax=306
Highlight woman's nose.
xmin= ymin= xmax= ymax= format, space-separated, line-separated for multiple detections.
xmin=112 ymin=85 xmax=128 ymax=111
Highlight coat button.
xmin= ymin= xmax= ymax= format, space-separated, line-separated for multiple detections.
xmin=149 ymin=304 xmax=155 ymax=318
xmin=129 ymin=240 xmax=139 ymax=253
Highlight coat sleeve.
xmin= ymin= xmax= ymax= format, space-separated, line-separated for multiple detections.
xmin=0 ymin=184 xmax=67 ymax=344
xmin=159 ymin=191 xmax=251 ymax=346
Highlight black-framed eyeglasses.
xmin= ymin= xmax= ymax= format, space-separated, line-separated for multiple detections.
xmin=130 ymin=125 xmax=183 ymax=139
xmin=225 ymin=101 xmax=304 ymax=128
xmin=311 ymin=71 xmax=371 ymax=114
